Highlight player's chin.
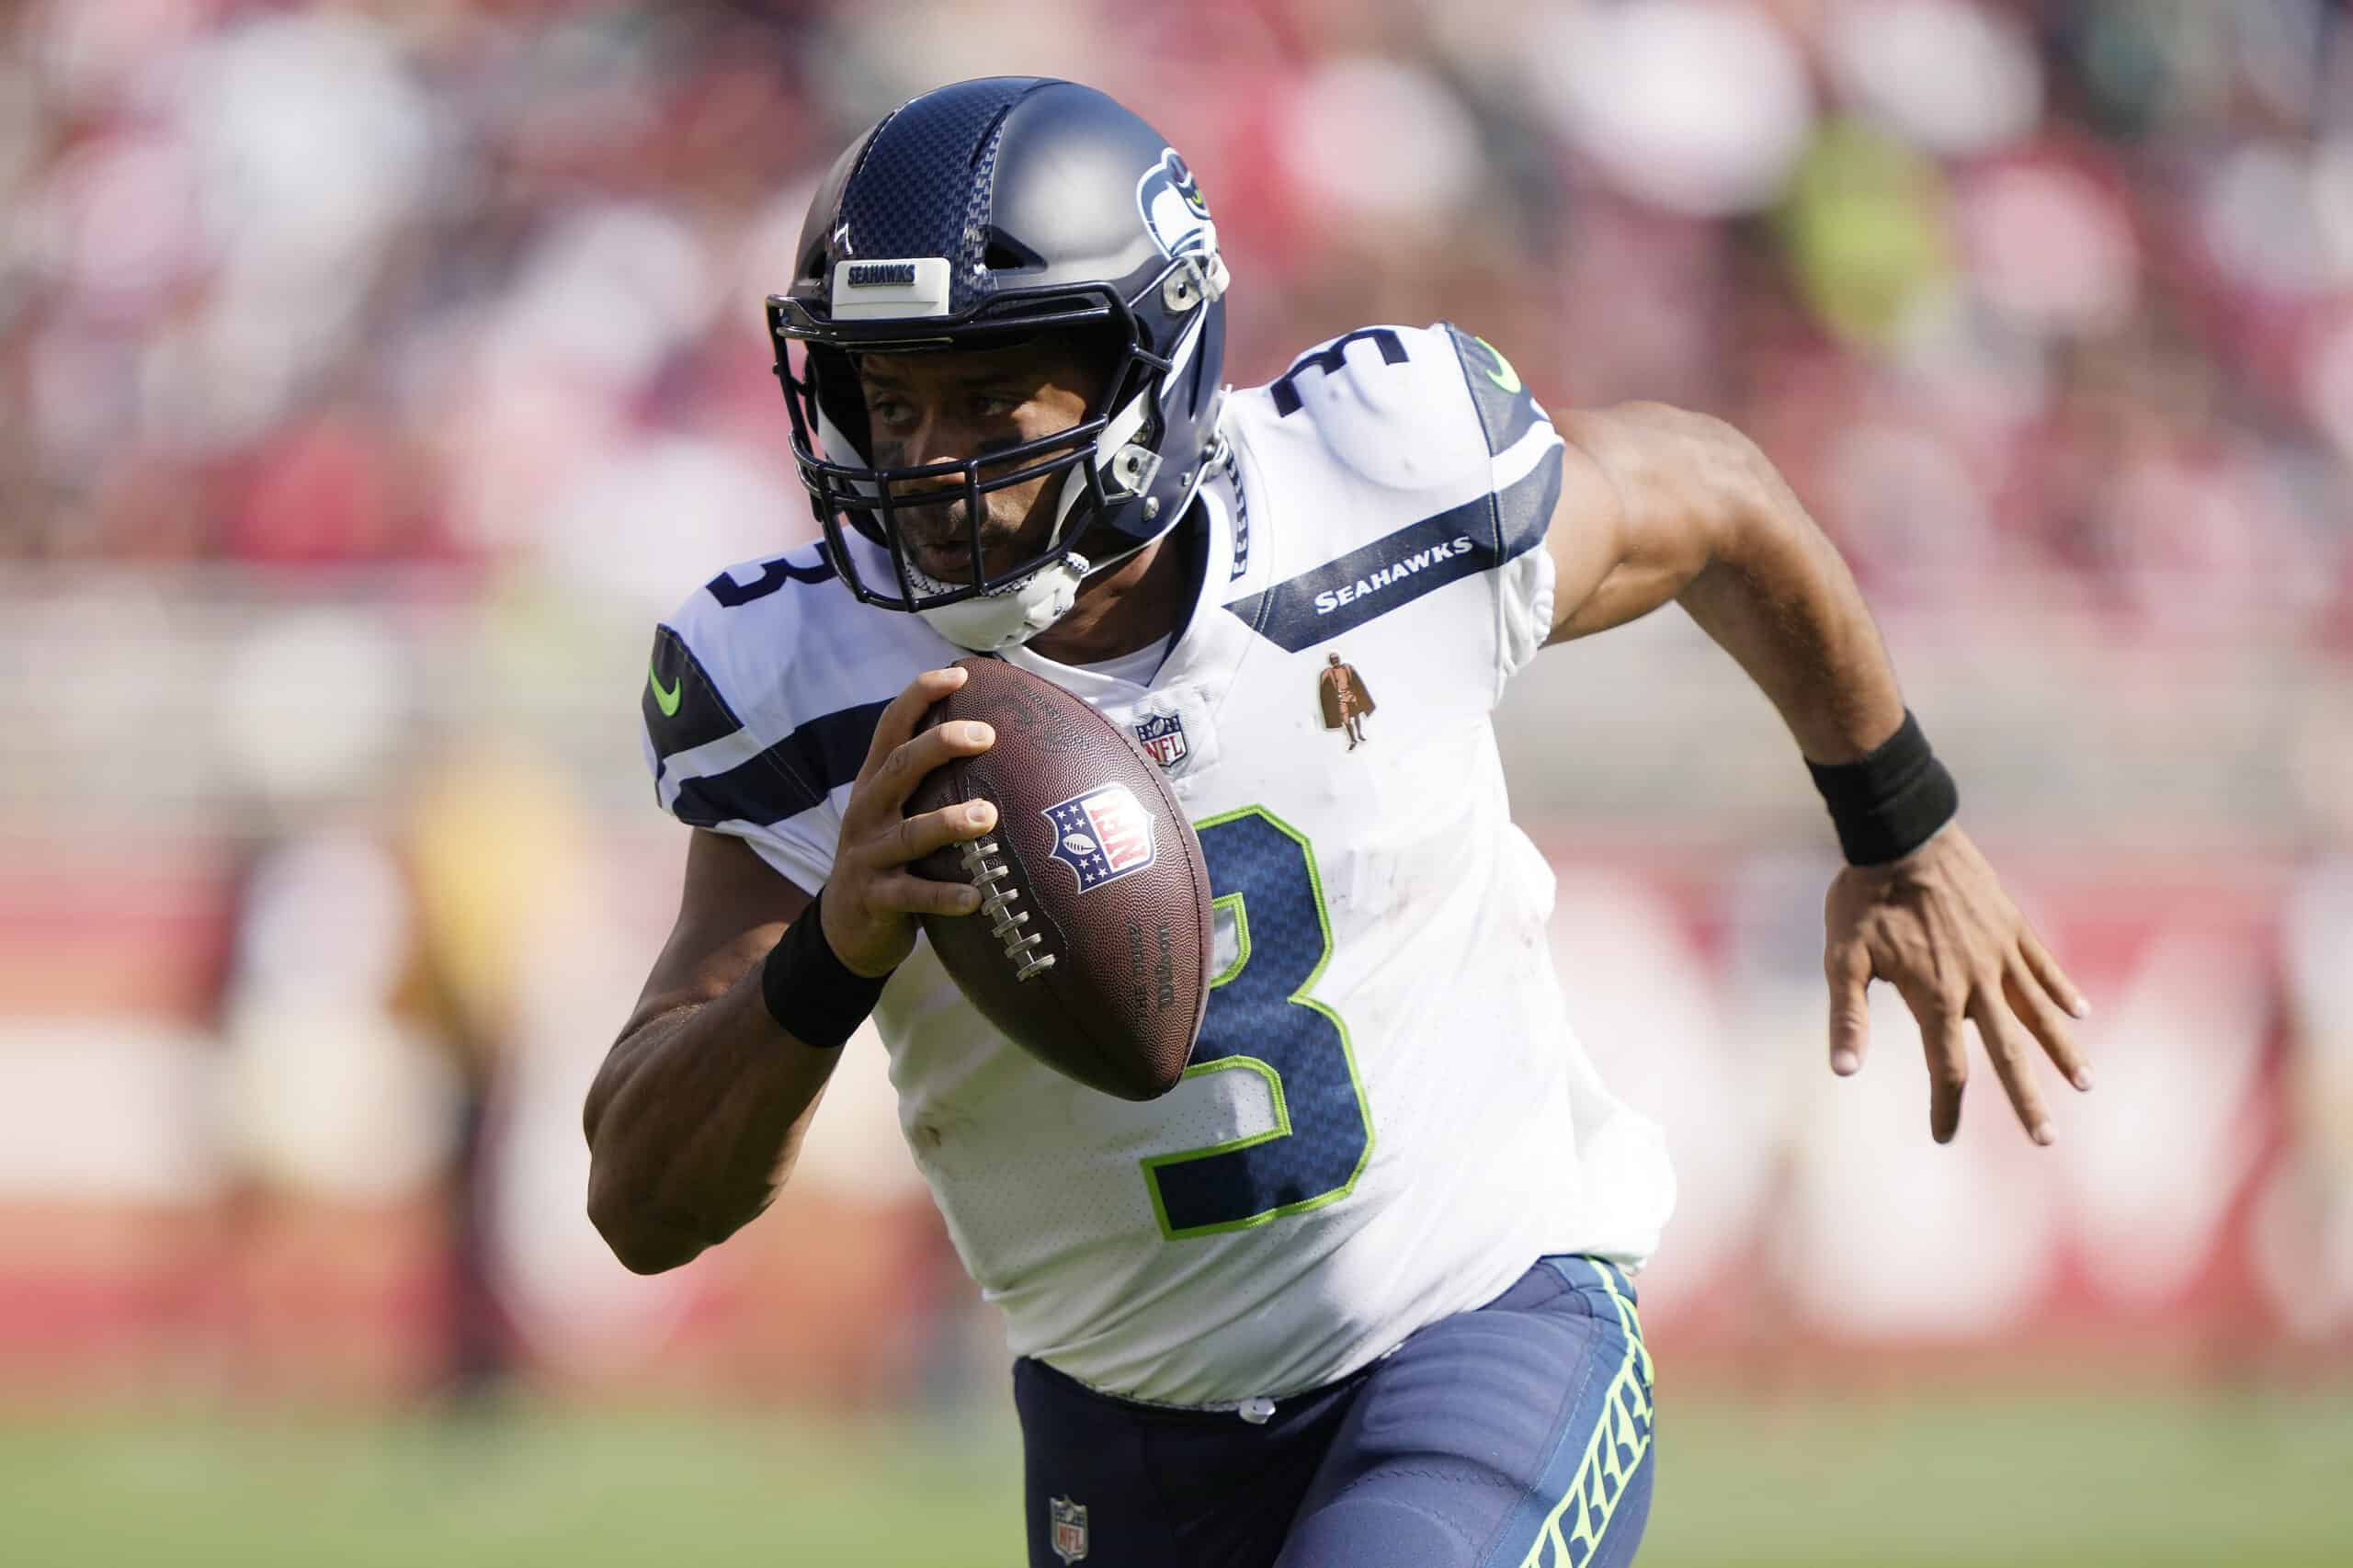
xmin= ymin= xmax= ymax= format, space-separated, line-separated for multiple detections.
xmin=906 ymin=523 xmax=1035 ymax=585
xmin=907 ymin=542 xmax=1015 ymax=587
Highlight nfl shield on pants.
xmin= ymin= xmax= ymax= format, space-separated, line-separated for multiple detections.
xmin=1050 ymin=1495 xmax=1089 ymax=1562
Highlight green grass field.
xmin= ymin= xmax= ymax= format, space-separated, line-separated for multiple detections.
xmin=5 ymin=1389 xmax=2348 ymax=1566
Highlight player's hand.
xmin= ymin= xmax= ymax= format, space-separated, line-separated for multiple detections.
xmin=1822 ymin=823 xmax=2092 ymax=1145
xmin=821 ymin=665 xmax=998 ymax=978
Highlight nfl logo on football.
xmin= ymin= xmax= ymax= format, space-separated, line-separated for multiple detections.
xmin=1050 ymin=1496 xmax=1088 ymax=1562
xmin=1132 ymin=710 xmax=1188 ymax=768
xmin=1043 ymin=784 xmax=1160 ymax=893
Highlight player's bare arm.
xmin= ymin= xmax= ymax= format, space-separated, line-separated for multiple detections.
xmin=1542 ymin=403 xmax=2092 ymax=1144
xmin=583 ymin=665 xmax=996 ymax=1273
xmin=582 ymin=830 xmax=822 ymax=1274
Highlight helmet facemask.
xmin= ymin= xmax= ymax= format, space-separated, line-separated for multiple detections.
xmin=768 ymin=267 xmax=1222 ymax=651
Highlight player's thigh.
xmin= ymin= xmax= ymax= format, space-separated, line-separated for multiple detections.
xmin=1275 ymin=1256 xmax=1656 ymax=1568
xmin=1014 ymin=1355 xmax=1363 ymax=1568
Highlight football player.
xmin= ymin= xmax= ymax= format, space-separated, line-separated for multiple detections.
xmin=585 ymin=78 xmax=2092 ymax=1568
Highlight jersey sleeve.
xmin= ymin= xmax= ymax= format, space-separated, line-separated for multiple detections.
xmin=1434 ymin=324 xmax=1563 ymax=691
xmin=1222 ymin=322 xmax=1565 ymax=709
xmin=638 ymin=555 xmax=859 ymax=894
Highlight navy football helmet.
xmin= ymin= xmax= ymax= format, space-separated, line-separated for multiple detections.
xmin=767 ymin=77 xmax=1230 ymax=650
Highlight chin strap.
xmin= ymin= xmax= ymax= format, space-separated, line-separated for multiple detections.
xmin=913 ymin=551 xmax=1090 ymax=652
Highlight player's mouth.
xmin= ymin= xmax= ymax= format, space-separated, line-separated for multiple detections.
xmin=902 ymin=507 xmax=1020 ymax=582
xmin=909 ymin=538 xmax=979 ymax=581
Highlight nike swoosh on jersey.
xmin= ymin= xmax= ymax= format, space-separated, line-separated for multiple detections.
xmin=1475 ymin=335 xmax=1522 ymax=394
xmin=1445 ymin=324 xmax=1546 ymax=458
xmin=648 ymin=663 xmax=684 ymax=717
xmin=643 ymin=622 xmax=747 ymax=782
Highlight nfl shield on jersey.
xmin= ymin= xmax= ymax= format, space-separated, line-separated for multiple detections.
xmin=640 ymin=322 xmax=1676 ymax=1406
xmin=1132 ymin=710 xmax=1188 ymax=768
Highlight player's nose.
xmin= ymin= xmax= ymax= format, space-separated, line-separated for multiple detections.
xmin=899 ymin=409 xmax=991 ymax=475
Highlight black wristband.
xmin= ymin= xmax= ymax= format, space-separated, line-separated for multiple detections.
xmin=1807 ymin=710 xmax=1961 ymax=867
xmin=760 ymin=889 xmax=889 ymax=1050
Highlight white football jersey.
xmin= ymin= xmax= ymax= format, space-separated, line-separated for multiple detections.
xmin=642 ymin=323 xmax=1675 ymax=1405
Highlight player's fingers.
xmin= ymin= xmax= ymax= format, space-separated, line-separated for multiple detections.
xmin=1913 ymin=996 xmax=1969 ymax=1144
xmin=1824 ymin=939 xmax=1873 ymax=1076
xmin=865 ymin=868 xmax=983 ymax=918
xmin=2018 ymin=924 xmax=2090 ymax=1020
xmin=887 ymin=798 xmax=999 ymax=868
xmin=2005 ymin=960 xmax=2093 ymax=1094
xmin=864 ymin=718 xmax=995 ymax=816
xmin=1969 ymin=986 xmax=2054 ymax=1146
xmin=854 ymin=666 xmax=970 ymax=789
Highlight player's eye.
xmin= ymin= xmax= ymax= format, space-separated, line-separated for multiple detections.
xmin=976 ymin=392 xmax=1022 ymax=418
xmin=869 ymin=395 xmax=915 ymax=427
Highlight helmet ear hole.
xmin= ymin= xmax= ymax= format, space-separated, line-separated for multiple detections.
xmin=983 ymin=229 xmax=1046 ymax=274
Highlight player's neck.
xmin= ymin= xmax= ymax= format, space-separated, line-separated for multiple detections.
xmin=1028 ymin=520 xmax=1194 ymax=665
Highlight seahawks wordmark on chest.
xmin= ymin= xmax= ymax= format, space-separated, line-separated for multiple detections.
xmin=1220 ymin=456 xmax=1558 ymax=653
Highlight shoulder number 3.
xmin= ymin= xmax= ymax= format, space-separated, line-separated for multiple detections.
xmin=1268 ymin=327 xmax=1407 ymax=417
xmin=1142 ymin=807 xmax=1375 ymax=1239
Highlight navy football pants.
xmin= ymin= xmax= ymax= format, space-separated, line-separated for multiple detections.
xmin=1015 ymin=1256 xmax=1654 ymax=1567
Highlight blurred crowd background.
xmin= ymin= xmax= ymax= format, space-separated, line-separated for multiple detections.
xmin=2 ymin=0 xmax=2351 ymax=1494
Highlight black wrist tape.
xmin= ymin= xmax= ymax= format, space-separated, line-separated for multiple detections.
xmin=760 ymin=889 xmax=889 ymax=1050
xmin=1807 ymin=710 xmax=1961 ymax=867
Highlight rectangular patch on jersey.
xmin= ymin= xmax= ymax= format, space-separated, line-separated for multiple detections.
xmin=1132 ymin=711 xmax=1188 ymax=768
xmin=1043 ymin=785 xmax=1158 ymax=892
xmin=1220 ymin=456 xmax=1560 ymax=653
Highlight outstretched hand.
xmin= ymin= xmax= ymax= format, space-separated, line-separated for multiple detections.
xmin=1823 ymin=824 xmax=2092 ymax=1145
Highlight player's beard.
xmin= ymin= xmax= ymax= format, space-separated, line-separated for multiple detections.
xmin=899 ymin=489 xmax=1046 ymax=585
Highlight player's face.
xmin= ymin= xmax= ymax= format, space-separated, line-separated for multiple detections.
xmin=856 ymin=337 xmax=1104 ymax=583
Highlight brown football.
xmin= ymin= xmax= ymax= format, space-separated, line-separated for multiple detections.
xmin=907 ymin=656 xmax=1211 ymax=1100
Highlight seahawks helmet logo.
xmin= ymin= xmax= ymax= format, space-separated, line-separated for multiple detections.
xmin=1137 ymin=149 xmax=1213 ymax=260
